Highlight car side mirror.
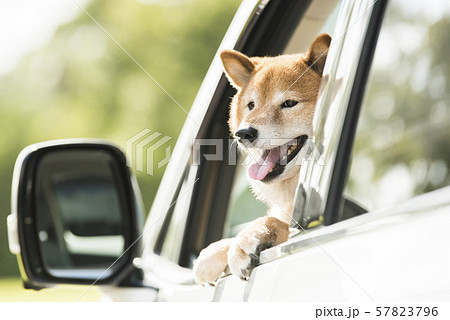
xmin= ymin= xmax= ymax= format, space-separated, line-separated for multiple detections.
xmin=7 ymin=139 xmax=145 ymax=290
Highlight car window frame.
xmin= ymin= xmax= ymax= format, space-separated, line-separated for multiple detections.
xmin=142 ymin=0 xmax=315 ymax=272
xmin=144 ymin=0 xmax=387 ymax=274
xmin=323 ymin=0 xmax=388 ymax=224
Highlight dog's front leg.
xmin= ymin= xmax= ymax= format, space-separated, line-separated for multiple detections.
xmin=227 ymin=216 xmax=289 ymax=280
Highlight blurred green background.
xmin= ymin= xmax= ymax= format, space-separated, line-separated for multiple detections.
xmin=0 ymin=0 xmax=240 ymax=300
xmin=2 ymin=0 xmax=449 ymax=302
xmin=345 ymin=0 xmax=450 ymax=209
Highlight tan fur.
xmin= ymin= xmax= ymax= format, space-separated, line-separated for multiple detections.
xmin=193 ymin=34 xmax=331 ymax=285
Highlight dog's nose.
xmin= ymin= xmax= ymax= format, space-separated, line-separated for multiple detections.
xmin=235 ymin=127 xmax=258 ymax=143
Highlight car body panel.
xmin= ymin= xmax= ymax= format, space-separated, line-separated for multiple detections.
xmin=153 ymin=187 xmax=450 ymax=301
xmin=248 ymin=187 xmax=450 ymax=301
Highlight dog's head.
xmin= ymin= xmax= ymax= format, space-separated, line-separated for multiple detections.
xmin=220 ymin=33 xmax=331 ymax=184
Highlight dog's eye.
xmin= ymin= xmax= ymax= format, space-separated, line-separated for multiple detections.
xmin=280 ymin=100 xmax=298 ymax=109
xmin=247 ymin=101 xmax=255 ymax=111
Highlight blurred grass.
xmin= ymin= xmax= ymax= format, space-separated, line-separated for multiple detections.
xmin=0 ymin=277 xmax=101 ymax=302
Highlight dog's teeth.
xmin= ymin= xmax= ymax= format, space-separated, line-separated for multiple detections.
xmin=269 ymin=169 xmax=273 ymax=173
xmin=288 ymin=150 xmax=292 ymax=155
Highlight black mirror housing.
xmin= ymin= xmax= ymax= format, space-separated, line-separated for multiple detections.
xmin=7 ymin=139 xmax=145 ymax=290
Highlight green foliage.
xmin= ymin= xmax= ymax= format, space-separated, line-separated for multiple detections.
xmin=346 ymin=1 xmax=450 ymax=209
xmin=0 ymin=0 xmax=240 ymax=277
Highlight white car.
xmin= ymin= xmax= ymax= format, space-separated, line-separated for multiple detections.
xmin=7 ymin=0 xmax=450 ymax=302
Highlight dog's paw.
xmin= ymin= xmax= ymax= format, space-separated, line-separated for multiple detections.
xmin=193 ymin=238 xmax=232 ymax=285
xmin=227 ymin=217 xmax=289 ymax=281
xmin=227 ymin=235 xmax=260 ymax=281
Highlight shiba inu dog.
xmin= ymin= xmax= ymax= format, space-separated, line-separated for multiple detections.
xmin=193 ymin=34 xmax=332 ymax=285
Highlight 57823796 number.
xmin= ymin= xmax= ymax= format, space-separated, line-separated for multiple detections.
xmin=376 ymin=307 xmax=438 ymax=317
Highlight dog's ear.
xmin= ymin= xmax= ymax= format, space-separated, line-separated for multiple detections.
xmin=220 ymin=50 xmax=255 ymax=88
xmin=305 ymin=33 xmax=332 ymax=76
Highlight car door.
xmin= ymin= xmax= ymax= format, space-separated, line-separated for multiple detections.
xmin=137 ymin=0 xmax=450 ymax=302
xmin=213 ymin=0 xmax=385 ymax=301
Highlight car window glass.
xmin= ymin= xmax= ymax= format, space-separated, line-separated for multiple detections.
xmin=224 ymin=159 xmax=268 ymax=237
xmin=155 ymin=164 xmax=197 ymax=263
xmin=344 ymin=0 xmax=450 ymax=211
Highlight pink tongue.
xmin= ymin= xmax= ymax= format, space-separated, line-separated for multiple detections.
xmin=248 ymin=147 xmax=283 ymax=180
